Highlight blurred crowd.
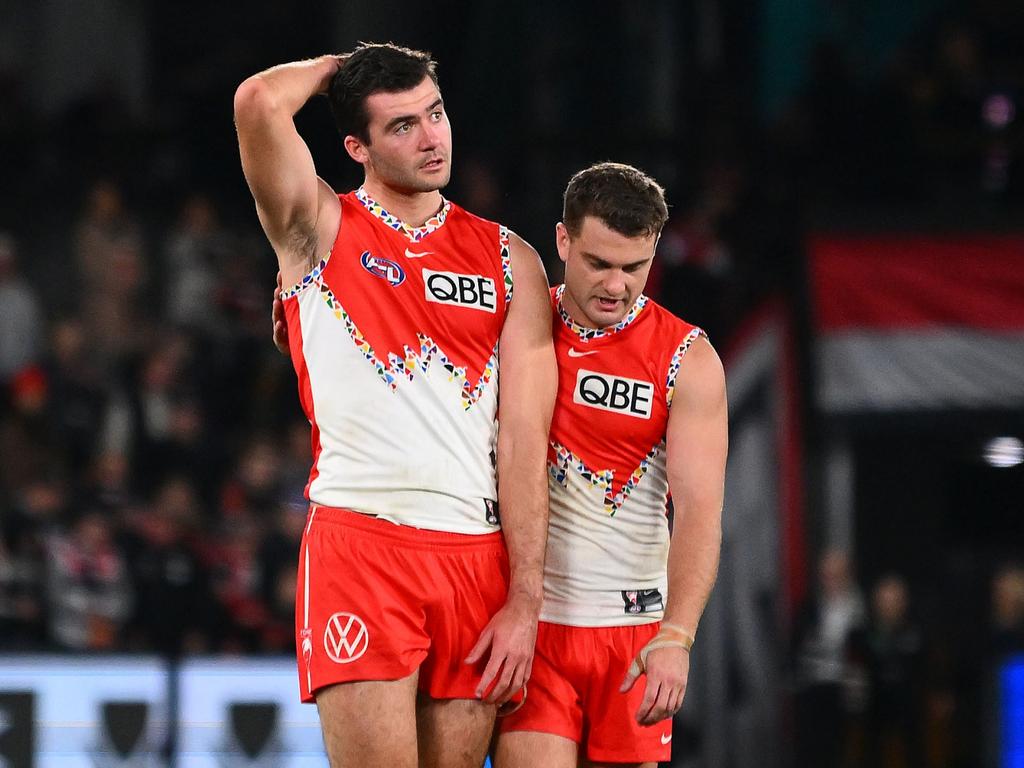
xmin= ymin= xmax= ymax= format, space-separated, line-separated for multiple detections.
xmin=792 ymin=551 xmax=1024 ymax=768
xmin=0 ymin=182 xmax=307 ymax=656
xmin=0 ymin=3 xmax=1023 ymax=766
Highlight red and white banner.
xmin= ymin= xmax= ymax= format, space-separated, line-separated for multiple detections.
xmin=809 ymin=235 xmax=1024 ymax=412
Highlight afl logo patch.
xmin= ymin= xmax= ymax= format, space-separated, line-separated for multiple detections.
xmin=361 ymin=251 xmax=405 ymax=286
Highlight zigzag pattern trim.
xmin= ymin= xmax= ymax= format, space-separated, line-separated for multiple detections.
xmin=549 ymin=439 xmax=663 ymax=516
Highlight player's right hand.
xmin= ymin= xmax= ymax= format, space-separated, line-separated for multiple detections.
xmin=622 ymin=644 xmax=690 ymax=725
xmin=273 ymin=271 xmax=289 ymax=355
xmin=316 ymin=53 xmax=352 ymax=95
xmin=464 ymin=592 xmax=538 ymax=706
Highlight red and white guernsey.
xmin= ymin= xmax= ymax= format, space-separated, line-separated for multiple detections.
xmin=281 ymin=188 xmax=512 ymax=534
xmin=543 ymin=284 xmax=707 ymax=626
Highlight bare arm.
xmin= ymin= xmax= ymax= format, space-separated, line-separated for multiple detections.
xmin=234 ymin=56 xmax=343 ymax=286
xmin=662 ymin=337 xmax=727 ymax=636
xmin=626 ymin=337 xmax=728 ymax=724
xmin=465 ymin=233 xmax=556 ymax=704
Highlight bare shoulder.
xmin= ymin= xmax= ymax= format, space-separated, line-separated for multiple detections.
xmin=674 ymin=337 xmax=727 ymax=407
xmin=500 ymin=231 xmax=553 ymax=343
xmin=506 ymin=231 xmax=548 ymax=286
xmin=507 ymin=230 xmax=542 ymax=262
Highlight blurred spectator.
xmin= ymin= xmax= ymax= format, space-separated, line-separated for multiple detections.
xmin=0 ymin=535 xmax=45 ymax=649
xmin=280 ymin=420 xmax=314 ymax=491
xmin=0 ymin=232 xmax=43 ymax=387
xmin=80 ymin=237 xmax=152 ymax=368
xmin=214 ymin=237 xmax=269 ymax=342
xmin=123 ymin=477 xmax=218 ymax=655
xmin=656 ymin=163 xmax=740 ymax=340
xmin=257 ymin=491 xmax=307 ymax=653
xmin=73 ymin=179 xmax=142 ymax=295
xmin=850 ymin=574 xmax=926 ymax=768
xmin=81 ymin=451 xmax=136 ymax=515
xmin=72 ymin=180 xmax=152 ymax=372
xmin=45 ymin=510 xmax=132 ymax=651
xmin=0 ymin=481 xmax=61 ymax=649
xmin=989 ymin=562 xmax=1024 ymax=661
xmin=209 ymin=512 xmax=269 ymax=652
xmin=163 ymin=193 xmax=233 ymax=335
xmin=221 ymin=437 xmax=283 ymax=520
xmin=45 ymin=317 xmax=109 ymax=472
xmin=792 ymin=549 xmax=867 ymax=767
xmin=103 ymin=330 xmax=215 ymax=494
xmin=0 ymin=366 xmax=55 ymax=494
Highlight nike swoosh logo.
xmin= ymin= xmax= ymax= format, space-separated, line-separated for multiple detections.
xmin=405 ymin=248 xmax=433 ymax=258
xmin=661 ymin=733 xmax=672 ymax=744
xmin=567 ymin=348 xmax=598 ymax=357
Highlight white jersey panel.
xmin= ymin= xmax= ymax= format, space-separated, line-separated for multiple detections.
xmin=295 ymin=285 xmax=500 ymax=534
xmin=541 ymin=442 xmax=671 ymax=627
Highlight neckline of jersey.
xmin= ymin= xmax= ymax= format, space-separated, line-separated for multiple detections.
xmin=354 ymin=187 xmax=452 ymax=243
xmin=555 ymin=284 xmax=649 ymax=341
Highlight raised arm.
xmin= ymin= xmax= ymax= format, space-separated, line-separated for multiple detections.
xmin=465 ymin=234 xmax=557 ymax=705
xmin=233 ymin=56 xmax=344 ymax=286
xmin=625 ymin=337 xmax=728 ymax=724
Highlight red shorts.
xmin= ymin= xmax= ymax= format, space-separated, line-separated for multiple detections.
xmin=294 ymin=505 xmax=509 ymax=703
xmin=498 ymin=621 xmax=672 ymax=763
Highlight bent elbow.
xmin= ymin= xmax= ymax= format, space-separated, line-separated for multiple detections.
xmin=233 ymin=76 xmax=278 ymax=124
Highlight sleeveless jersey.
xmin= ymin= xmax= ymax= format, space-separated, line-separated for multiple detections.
xmin=281 ymin=188 xmax=512 ymax=534
xmin=542 ymin=284 xmax=707 ymax=626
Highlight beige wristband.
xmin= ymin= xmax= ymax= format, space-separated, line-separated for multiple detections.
xmin=627 ymin=623 xmax=696 ymax=678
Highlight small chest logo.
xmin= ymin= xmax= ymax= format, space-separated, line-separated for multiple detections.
xmin=574 ymin=369 xmax=655 ymax=419
xmin=361 ymin=251 xmax=405 ymax=286
xmin=423 ymin=269 xmax=497 ymax=313
xmin=484 ymin=499 xmax=500 ymax=526
xmin=622 ymin=588 xmax=664 ymax=614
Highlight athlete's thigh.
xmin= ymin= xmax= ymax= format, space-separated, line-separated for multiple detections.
xmin=493 ymin=730 xmax=577 ymax=768
xmin=316 ymin=672 xmax=419 ymax=768
xmin=416 ymin=695 xmax=495 ymax=768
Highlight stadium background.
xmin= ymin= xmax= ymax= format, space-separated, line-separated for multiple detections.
xmin=0 ymin=0 xmax=1022 ymax=766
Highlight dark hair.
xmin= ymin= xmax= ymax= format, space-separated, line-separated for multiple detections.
xmin=562 ymin=162 xmax=668 ymax=239
xmin=328 ymin=42 xmax=439 ymax=144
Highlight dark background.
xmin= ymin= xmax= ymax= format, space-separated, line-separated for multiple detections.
xmin=1 ymin=1 xmax=1023 ymax=766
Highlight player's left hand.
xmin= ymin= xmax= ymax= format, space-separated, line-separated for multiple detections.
xmin=273 ymin=271 xmax=289 ymax=354
xmin=621 ymin=644 xmax=690 ymax=726
xmin=464 ymin=593 xmax=538 ymax=706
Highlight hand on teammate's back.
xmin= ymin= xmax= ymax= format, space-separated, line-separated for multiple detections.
xmin=464 ymin=592 xmax=539 ymax=705
xmin=273 ymin=272 xmax=288 ymax=355
xmin=620 ymin=644 xmax=690 ymax=725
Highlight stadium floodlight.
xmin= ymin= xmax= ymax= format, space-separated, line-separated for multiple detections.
xmin=983 ymin=436 xmax=1024 ymax=468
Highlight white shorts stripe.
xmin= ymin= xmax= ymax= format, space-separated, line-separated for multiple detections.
xmin=303 ymin=507 xmax=317 ymax=694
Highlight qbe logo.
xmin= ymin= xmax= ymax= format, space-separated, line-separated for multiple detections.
xmin=574 ymin=369 xmax=655 ymax=419
xmin=423 ymin=269 xmax=497 ymax=313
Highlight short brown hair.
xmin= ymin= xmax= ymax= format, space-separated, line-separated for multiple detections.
xmin=562 ymin=162 xmax=668 ymax=239
xmin=328 ymin=42 xmax=439 ymax=144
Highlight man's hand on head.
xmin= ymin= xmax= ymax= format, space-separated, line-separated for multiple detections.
xmin=317 ymin=54 xmax=350 ymax=96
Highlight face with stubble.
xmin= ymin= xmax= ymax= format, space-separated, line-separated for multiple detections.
xmin=345 ymin=77 xmax=452 ymax=194
xmin=556 ymin=216 xmax=656 ymax=329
